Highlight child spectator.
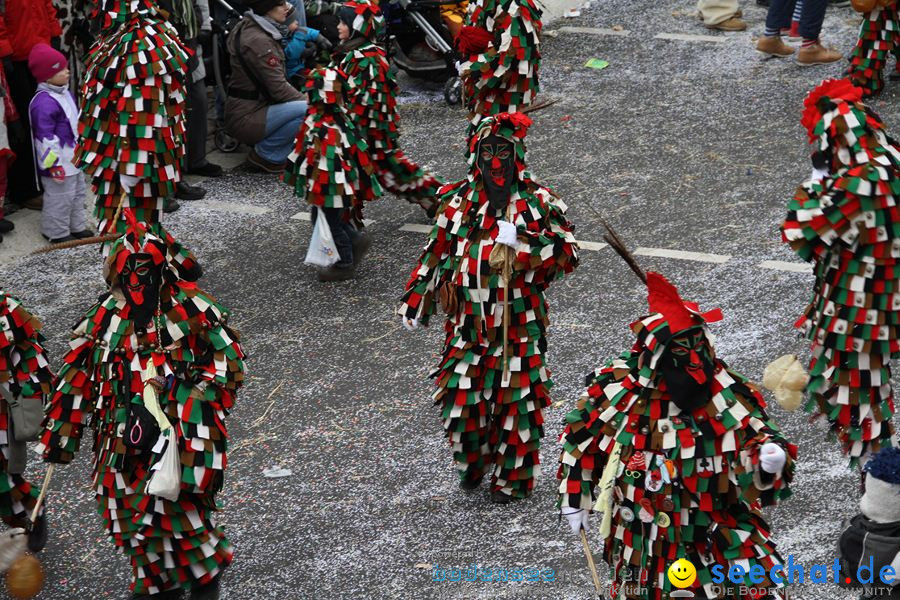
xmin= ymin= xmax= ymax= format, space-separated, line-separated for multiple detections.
xmin=280 ymin=11 xmax=333 ymax=86
xmin=27 ymin=43 xmax=91 ymax=244
xmin=839 ymin=447 xmax=900 ymax=597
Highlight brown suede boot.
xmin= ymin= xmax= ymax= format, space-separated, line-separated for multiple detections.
xmin=706 ymin=16 xmax=747 ymax=31
xmin=796 ymin=43 xmax=842 ymax=66
xmin=756 ymin=36 xmax=795 ymax=58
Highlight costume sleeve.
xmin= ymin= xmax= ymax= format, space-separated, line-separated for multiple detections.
xmin=29 ymin=93 xmax=64 ymax=170
xmin=781 ymin=174 xmax=862 ymax=262
xmin=304 ymin=0 xmax=340 ymax=16
xmin=557 ymin=385 xmax=608 ymax=510
xmin=45 ymin=0 xmax=63 ymax=38
xmin=731 ymin=385 xmax=797 ymax=508
xmin=511 ymin=191 xmax=579 ymax=284
xmin=397 ymin=194 xmax=459 ymax=325
xmin=37 ymin=338 xmax=96 ymax=465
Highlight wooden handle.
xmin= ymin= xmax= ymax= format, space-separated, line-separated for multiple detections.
xmin=580 ymin=528 xmax=603 ymax=597
xmin=30 ymin=464 xmax=55 ymax=524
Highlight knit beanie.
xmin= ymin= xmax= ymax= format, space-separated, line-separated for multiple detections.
xmin=861 ymin=447 xmax=900 ymax=524
xmin=27 ymin=44 xmax=68 ymax=83
xmin=245 ymin=0 xmax=285 ymax=15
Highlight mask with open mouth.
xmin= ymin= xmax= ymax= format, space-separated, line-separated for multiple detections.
xmin=121 ymin=253 xmax=161 ymax=327
xmin=658 ymin=326 xmax=714 ymax=413
xmin=476 ymin=134 xmax=515 ymax=212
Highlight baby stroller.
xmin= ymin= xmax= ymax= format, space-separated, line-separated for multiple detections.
xmin=208 ymin=0 xmax=245 ymax=152
xmin=381 ymin=0 xmax=465 ymax=105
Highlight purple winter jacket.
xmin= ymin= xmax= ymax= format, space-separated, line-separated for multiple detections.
xmin=28 ymin=82 xmax=79 ymax=179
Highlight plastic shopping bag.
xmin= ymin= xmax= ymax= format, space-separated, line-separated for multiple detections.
xmin=305 ymin=211 xmax=340 ymax=267
xmin=147 ymin=427 xmax=181 ymax=501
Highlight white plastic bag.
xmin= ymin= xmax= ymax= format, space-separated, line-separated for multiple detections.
xmin=305 ymin=211 xmax=340 ymax=268
xmin=148 ymin=427 xmax=181 ymax=501
xmin=0 ymin=528 xmax=27 ymax=573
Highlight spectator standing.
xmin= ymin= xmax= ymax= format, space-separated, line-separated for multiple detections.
xmin=697 ymin=0 xmax=747 ymax=31
xmin=0 ymin=0 xmax=63 ymax=210
xmin=757 ymin=0 xmax=842 ymax=64
xmin=27 ymin=43 xmax=91 ymax=244
xmin=225 ymin=0 xmax=308 ymax=173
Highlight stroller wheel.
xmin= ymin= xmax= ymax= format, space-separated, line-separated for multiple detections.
xmin=214 ymin=129 xmax=240 ymax=153
xmin=444 ymin=76 xmax=461 ymax=106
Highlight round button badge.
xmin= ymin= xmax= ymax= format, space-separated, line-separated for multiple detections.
xmin=656 ymin=513 xmax=671 ymax=528
xmin=619 ymin=506 xmax=635 ymax=522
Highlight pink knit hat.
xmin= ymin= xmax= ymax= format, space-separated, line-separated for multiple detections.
xmin=28 ymin=43 xmax=68 ymax=83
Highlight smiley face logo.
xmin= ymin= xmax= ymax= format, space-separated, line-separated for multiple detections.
xmin=667 ymin=558 xmax=696 ymax=589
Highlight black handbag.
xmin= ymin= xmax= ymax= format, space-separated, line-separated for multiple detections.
xmin=123 ymin=402 xmax=161 ymax=452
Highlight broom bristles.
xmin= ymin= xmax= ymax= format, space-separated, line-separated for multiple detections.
xmin=520 ymin=98 xmax=559 ymax=115
xmin=600 ymin=219 xmax=647 ymax=284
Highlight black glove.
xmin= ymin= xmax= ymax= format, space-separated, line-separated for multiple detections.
xmin=7 ymin=119 xmax=26 ymax=147
xmin=301 ymin=41 xmax=317 ymax=61
xmin=316 ymin=35 xmax=333 ymax=51
xmin=51 ymin=36 xmax=61 ymax=51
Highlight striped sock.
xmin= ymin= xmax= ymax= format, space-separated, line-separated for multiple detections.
xmin=765 ymin=26 xmax=780 ymax=37
xmin=792 ymin=0 xmax=804 ymax=22
xmin=802 ymin=37 xmax=817 ymax=48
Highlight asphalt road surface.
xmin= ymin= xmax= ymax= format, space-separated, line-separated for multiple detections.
xmin=1 ymin=1 xmax=898 ymax=598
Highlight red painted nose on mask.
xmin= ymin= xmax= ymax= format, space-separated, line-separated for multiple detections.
xmin=687 ymin=349 xmax=707 ymax=385
xmin=128 ymin=271 xmax=145 ymax=305
xmin=491 ymin=156 xmax=501 ymax=168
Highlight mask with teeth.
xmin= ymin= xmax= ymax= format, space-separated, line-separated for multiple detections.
xmin=120 ymin=253 xmax=161 ymax=327
xmin=476 ymin=134 xmax=515 ymax=212
xmin=658 ymin=326 xmax=715 ymax=413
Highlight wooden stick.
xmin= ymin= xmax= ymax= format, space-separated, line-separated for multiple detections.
xmin=501 ymin=202 xmax=512 ymax=382
xmin=580 ymin=528 xmax=603 ymax=597
xmin=29 ymin=464 xmax=54 ymax=525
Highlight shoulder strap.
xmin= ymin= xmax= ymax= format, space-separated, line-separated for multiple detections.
xmin=234 ymin=25 xmax=275 ymax=103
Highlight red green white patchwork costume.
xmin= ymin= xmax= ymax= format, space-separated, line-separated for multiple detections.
xmin=557 ymin=273 xmax=796 ymax=600
xmin=458 ymin=0 xmax=541 ymax=134
xmin=0 ymin=292 xmax=52 ymax=530
xmin=333 ymin=0 xmax=441 ymax=212
xmin=781 ymin=78 xmax=900 ymax=468
xmin=37 ymin=221 xmax=245 ymax=595
xmin=284 ymin=66 xmax=378 ymax=219
xmin=76 ymin=0 xmax=189 ymax=235
xmin=398 ymin=113 xmax=578 ymax=499
xmin=847 ymin=0 xmax=899 ymax=97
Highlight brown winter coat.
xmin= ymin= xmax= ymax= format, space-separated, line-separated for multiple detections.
xmin=225 ymin=14 xmax=304 ymax=145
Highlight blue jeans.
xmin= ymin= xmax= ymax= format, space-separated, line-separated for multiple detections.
xmin=766 ymin=0 xmax=826 ymax=39
xmin=255 ymin=100 xmax=308 ymax=163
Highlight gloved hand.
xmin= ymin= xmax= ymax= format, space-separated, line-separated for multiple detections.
xmin=301 ymin=41 xmax=317 ymax=61
xmin=120 ymin=174 xmax=141 ymax=193
xmin=759 ymin=442 xmax=786 ymax=474
xmin=809 ymin=167 xmax=829 ymax=182
xmin=317 ymin=35 xmax=333 ymax=51
xmin=496 ymin=220 xmax=518 ymax=248
xmin=49 ymin=166 xmax=66 ymax=182
xmin=560 ymin=506 xmax=591 ymax=534
xmin=401 ymin=316 xmax=419 ymax=331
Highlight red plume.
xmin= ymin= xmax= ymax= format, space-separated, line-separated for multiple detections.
xmin=645 ymin=271 xmax=725 ymax=333
xmin=801 ymin=78 xmax=864 ymax=142
xmin=456 ymin=26 xmax=493 ymax=55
